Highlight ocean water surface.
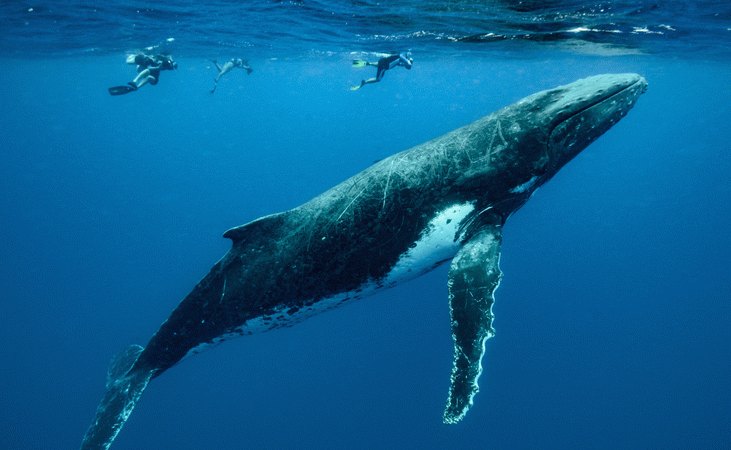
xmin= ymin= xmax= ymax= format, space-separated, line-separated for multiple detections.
xmin=1 ymin=2 xmax=730 ymax=449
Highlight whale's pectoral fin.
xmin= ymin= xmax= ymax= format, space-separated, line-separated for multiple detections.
xmin=444 ymin=225 xmax=503 ymax=424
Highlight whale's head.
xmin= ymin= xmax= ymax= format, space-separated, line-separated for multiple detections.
xmin=539 ymin=73 xmax=647 ymax=176
xmin=480 ymin=73 xmax=647 ymax=215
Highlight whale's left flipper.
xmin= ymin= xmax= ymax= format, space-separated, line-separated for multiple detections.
xmin=444 ymin=225 xmax=503 ymax=424
xmin=80 ymin=345 xmax=153 ymax=450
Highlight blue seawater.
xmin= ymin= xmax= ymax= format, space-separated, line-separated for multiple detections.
xmin=1 ymin=2 xmax=729 ymax=449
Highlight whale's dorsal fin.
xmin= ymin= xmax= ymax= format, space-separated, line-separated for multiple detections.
xmin=222 ymin=212 xmax=288 ymax=244
xmin=444 ymin=224 xmax=503 ymax=424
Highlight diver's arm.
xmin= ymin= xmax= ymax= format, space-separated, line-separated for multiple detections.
xmin=399 ymin=55 xmax=413 ymax=69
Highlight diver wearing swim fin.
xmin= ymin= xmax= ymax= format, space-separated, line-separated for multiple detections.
xmin=351 ymin=52 xmax=413 ymax=90
xmin=209 ymin=58 xmax=253 ymax=93
xmin=108 ymin=53 xmax=178 ymax=96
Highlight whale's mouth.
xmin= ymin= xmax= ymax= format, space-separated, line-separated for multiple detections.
xmin=547 ymin=74 xmax=647 ymax=171
xmin=548 ymin=75 xmax=646 ymax=142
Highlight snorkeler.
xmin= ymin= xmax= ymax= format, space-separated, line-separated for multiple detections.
xmin=108 ymin=53 xmax=178 ymax=96
xmin=350 ymin=52 xmax=413 ymax=91
xmin=210 ymin=58 xmax=253 ymax=93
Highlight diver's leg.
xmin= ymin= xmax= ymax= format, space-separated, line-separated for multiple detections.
xmin=132 ymin=70 xmax=151 ymax=88
xmin=214 ymin=62 xmax=235 ymax=83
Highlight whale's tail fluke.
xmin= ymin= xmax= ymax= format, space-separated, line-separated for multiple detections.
xmin=80 ymin=345 xmax=153 ymax=450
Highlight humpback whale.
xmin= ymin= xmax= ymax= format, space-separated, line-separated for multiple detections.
xmin=81 ymin=73 xmax=647 ymax=449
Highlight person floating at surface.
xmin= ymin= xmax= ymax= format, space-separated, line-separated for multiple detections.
xmin=350 ymin=52 xmax=413 ymax=91
xmin=108 ymin=53 xmax=178 ymax=96
xmin=210 ymin=58 xmax=253 ymax=93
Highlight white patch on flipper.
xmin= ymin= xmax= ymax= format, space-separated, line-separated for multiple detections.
xmin=384 ymin=202 xmax=476 ymax=286
xmin=509 ymin=175 xmax=538 ymax=194
xmin=181 ymin=202 xmax=476 ymax=361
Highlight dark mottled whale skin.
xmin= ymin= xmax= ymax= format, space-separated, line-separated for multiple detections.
xmin=81 ymin=73 xmax=647 ymax=449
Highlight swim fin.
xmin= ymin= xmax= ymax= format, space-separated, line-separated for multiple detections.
xmin=352 ymin=59 xmax=367 ymax=68
xmin=108 ymin=85 xmax=137 ymax=96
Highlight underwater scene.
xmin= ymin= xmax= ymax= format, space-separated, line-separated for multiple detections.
xmin=1 ymin=1 xmax=730 ymax=449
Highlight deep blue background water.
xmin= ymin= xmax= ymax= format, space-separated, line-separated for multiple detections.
xmin=1 ymin=2 xmax=731 ymax=449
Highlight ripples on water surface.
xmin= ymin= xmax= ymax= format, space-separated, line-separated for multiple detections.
xmin=1 ymin=1 xmax=730 ymax=58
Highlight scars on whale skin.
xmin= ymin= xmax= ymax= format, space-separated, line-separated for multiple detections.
xmin=80 ymin=73 xmax=647 ymax=450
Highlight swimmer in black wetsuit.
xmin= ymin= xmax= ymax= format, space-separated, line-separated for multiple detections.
xmin=209 ymin=58 xmax=253 ymax=93
xmin=350 ymin=52 xmax=413 ymax=90
xmin=108 ymin=53 xmax=178 ymax=96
